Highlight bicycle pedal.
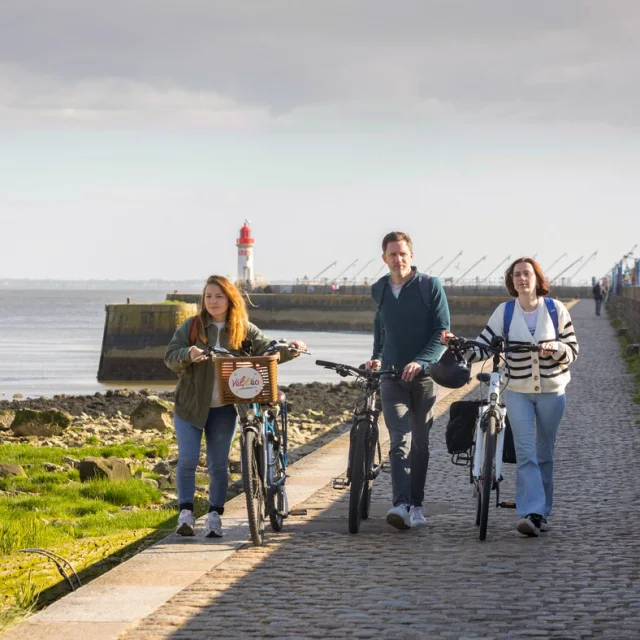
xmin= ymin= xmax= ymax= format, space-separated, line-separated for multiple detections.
xmin=288 ymin=508 xmax=308 ymax=516
xmin=332 ymin=477 xmax=349 ymax=490
xmin=228 ymin=461 xmax=242 ymax=474
xmin=498 ymin=501 xmax=516 ymax=509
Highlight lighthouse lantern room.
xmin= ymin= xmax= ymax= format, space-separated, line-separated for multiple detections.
xmin=236 ymin=221 xmax=255 ymax=287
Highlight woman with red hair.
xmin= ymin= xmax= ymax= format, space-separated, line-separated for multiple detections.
xmin=443 ymin=258 xmax=579 ymax=537
xmin=165 ymin=275 xmax=307 ymax=538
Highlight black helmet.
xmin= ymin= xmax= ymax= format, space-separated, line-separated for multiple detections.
xmin=429 ymin=349 xmax=471 ymax=389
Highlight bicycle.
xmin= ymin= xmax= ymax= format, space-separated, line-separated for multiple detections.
xmin=315 ymin=359 xmax=400 ymax=534
xmin=445 ymin=336 xmax=541 ymax=541
xmin=206 ymin=340 xmax=310 ymax=546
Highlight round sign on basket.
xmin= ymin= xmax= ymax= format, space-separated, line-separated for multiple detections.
xmin=227 ymin=367 xmax=265 ymax=399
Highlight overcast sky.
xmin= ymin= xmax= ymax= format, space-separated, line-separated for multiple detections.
xmin=1 ymin=0 xmax=638 ymax=284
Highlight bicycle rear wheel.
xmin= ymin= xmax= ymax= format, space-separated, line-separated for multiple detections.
xmin=242 ymin=429 xmax=265 ymax=546
xmin=348 ymin=421 xmax=370 ymax=534
xmin=479 ymin=415 xmax=497 ymax=541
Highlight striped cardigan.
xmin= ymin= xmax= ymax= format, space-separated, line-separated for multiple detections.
xmin=467 ymin=297 xmax=579 ymax=394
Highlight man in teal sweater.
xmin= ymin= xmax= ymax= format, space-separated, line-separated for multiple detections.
xmin=366 ymin=231 xmax=450 ymax=530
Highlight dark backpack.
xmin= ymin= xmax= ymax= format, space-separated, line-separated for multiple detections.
xmin=371 ymin=272 xmax=431 ymax=311
xmin=503 ymin=297 xmax=559 ymax=343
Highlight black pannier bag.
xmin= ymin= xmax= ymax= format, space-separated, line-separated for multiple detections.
xmin=446 ymin=400 xmax=480 ymax=455
xmin=502 ymin=414 xmax=517 ymax=464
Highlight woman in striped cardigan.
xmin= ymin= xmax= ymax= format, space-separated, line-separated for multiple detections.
xmin=442 ymin=257 xmax=579 ymax=537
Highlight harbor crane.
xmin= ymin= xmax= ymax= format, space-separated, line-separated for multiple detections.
xmin=547 ymin=253 xmax=567 ymax=272
xmin=311 ymin=261 xmax=337 ymax=282
xmin=551 ymin=256 xmax=583 ymax=284
xmin=478 ymin=255 xmax=511 ymax=284
xmin=571 ymin=251 xmax=597 ymax=279
xmin=438 ymin=251 xmax=463 ymax=278
xmin=335 ymin=259 xmax=359 ymax=281
xmin=370 ymin=263 xmax=387 ymax=280
xmin=454 ymin=255 xmax=487 ymax=284
xmin=353 ymin=259 xmax=375 ymax=281
xmin=426 ymin=256 xmax=443 ymax=272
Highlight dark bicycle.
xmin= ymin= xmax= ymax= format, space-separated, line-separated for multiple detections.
xmin=315 ymin=360 xmax=399 ymax=534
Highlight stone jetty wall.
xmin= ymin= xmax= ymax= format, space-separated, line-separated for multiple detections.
xmin=98 ymin=302 xmax=197 ymax=381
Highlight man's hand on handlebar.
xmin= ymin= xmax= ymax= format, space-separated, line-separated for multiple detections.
xmin=441 ymin=330 xmax=455 ymax=345
xmin=365 ymin=359 xmax=381 ymax=371
xmin=402 ymin=361 xmax=423 ymax=382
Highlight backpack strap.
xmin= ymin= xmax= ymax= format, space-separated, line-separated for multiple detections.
xmin=503 ymin=300 xmax=516 ymax=344
xmin=371 ymin=275 xmax=390 ymax=311
xmin=503 ymin=298 xmax=559 ymax=343
xmin=188 ymin=316 xmax=203 ymax=346
xmin=417 ymin=273 xmax=431 ymax=312
xmin=543 ymin=297 xmax=559 ymax=340
xmin=372 ymin=272 xmax=432 ymax=312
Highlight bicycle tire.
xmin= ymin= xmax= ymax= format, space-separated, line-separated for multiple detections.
xmin=479 ymin=414 xmax=497 ymax=541
xmin=348 ymin=421 xmax=369 ymax=534
xmin=267 ymin=437 xmax=284 ymax=532
xmin=242 ymin=429 xmax=265 ymax=546
xmin=360 ymin=430 xmax=379 ymax=520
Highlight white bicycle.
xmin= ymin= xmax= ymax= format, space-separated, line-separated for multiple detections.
xmin=446 ymin=336 xmax=541 ymax=541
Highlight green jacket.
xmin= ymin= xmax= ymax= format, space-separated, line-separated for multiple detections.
xmin=164 ymin=316 xmax=295 ymax=429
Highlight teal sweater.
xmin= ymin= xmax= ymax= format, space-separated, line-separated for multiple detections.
xmin=371 ymin=268 xmax=450 ymax=373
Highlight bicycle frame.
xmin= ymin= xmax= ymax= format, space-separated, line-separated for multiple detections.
xmin=472 ymin=370 xmax=506 ymax=498
xmin=348 ymin=380 xmax=382 ymax=485
xmin=239 ymin=401 xmax=288 ymax=516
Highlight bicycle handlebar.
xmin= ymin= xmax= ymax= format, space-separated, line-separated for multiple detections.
xmin=204 ymin=340 xmax=311 ymax=358
xmin=448 ymin=337 xmax=542 ymax=355
xmin=315 ymin=359 xmax=400 ymax=380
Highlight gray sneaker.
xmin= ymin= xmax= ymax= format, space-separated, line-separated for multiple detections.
xmin=517 ymin=514 xmax=541 ymax=537
xmin=386 ymin=504 xmax=411 ymax=530
xmin=409 ymin=505 xmax=427 ymax=527
xmin=176 ymin=509 xmax=195 ymax=536
xmin=205 ymin=511 xmax=223 ymax=538
xmin=540 ymin=518 xmax=550 ymax=533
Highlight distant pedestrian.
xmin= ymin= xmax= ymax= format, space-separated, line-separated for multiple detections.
xmin=592 ymin=278 xmax=603 ymax=316
xmin=365 ymin=231 xmax=450 ymax=530
xmin=442 ymin=258 xmax=579 ymax=537
xmin=164 ymin=275 xmax=307 ymax=538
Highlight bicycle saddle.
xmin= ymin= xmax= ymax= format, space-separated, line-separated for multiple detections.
xmin=476 ymin=373 xmax=491 ymax=384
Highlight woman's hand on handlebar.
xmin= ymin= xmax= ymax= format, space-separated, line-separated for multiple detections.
xmin=189 ymin=346 xmax=209 ymax=363
xmin=365 ymin=359 xmax=381 ymax=371
xmin=288 ymin=340 xmax=308 ymax=357
xmin=538 ymin=341 xmax=558 ymax=357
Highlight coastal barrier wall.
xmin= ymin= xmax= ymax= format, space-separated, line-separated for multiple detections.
xmin=620 ymin=287 xmax=640 ymax=342
xmin=98 ymin=302 xmax=197 ymax=381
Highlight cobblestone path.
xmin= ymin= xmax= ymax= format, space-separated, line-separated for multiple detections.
xmin=123 ymin=301 xmax=639 ymax=639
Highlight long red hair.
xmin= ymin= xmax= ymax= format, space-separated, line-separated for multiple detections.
xmin=197 ymin=275 xmax=248 ymax=349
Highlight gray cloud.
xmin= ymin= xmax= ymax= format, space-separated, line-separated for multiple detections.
xmin=1 ymin=0 xmax=638 ymax=128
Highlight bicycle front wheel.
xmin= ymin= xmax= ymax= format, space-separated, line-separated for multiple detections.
xmin=242 ymin=429 xmax=266 ymax=546
xmin=479 ymin=414 xmax=497 ymax=541
xmin=267 ymin=436 xmax=285 ymax=532
xmin=348 ymin=421 xmax=370 ymax=534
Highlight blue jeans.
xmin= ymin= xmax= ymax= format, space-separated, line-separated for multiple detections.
xmin=503 ymin=390 xmax=566 ymax=518
xmin=380 ymin=376 xmax=436 ymax=507
xmin=174 ymin=406 xmax=237 ymax=513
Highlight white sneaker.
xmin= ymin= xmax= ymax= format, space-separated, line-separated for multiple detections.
xmin=386 ymin=504 xmax=411 ymax=530
xmin=205 ymin=511 xmax=223 ymax=538
xmin=410 ymin=505 xmax=427 ymax=527
xmin=176 ymin=509 xmax=195 ymax=536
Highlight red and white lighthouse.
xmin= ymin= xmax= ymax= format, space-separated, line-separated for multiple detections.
xmin=236 ymin=220 xmax=255 ymax=286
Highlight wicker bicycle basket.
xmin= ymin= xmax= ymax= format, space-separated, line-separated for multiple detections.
xmin=214 ymin=354 xmax=279 ymax=405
